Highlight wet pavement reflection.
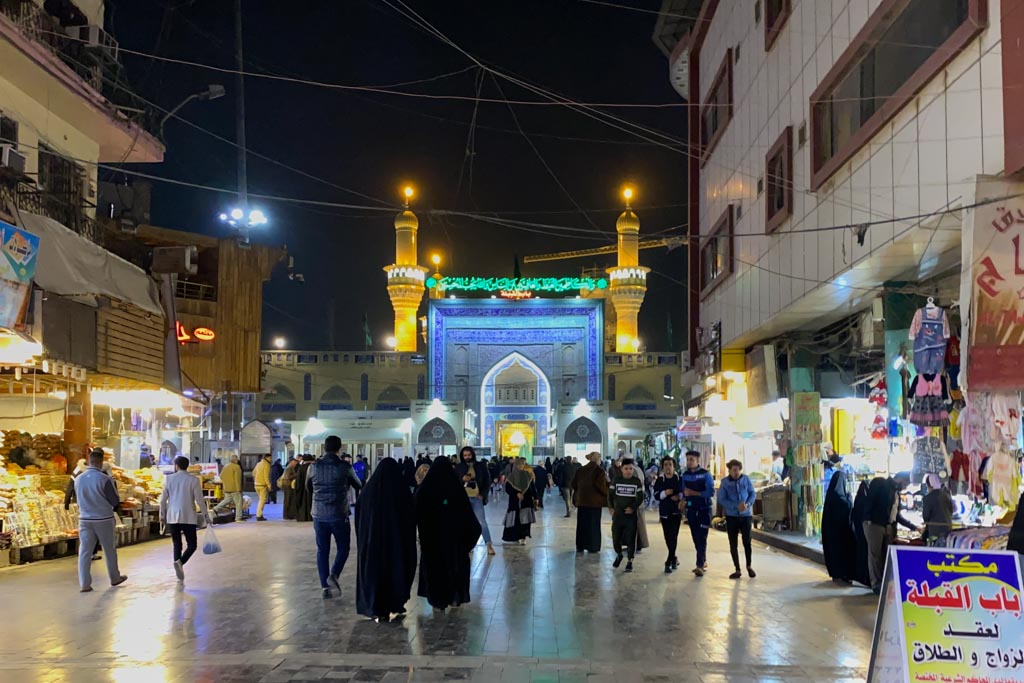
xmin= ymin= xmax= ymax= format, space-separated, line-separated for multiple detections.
xmin=0 ymin=495 xmax=875 ymax=682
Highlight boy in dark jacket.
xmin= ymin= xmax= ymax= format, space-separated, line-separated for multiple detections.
xmin=681 ymin=450 xmax=715 ymax=577
xmin=653 ymin=455 xmax=684 ymax=573
xmin=608 ymin=458 xmax=645 ymax=573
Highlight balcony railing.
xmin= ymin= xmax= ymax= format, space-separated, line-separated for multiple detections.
xmin=0 ymin=180 xmax=96 ymax=241
xmin=175 ymin=280 xmax=217 ymax=303
xmin=0 ymin=0 xmax=159 ymax=137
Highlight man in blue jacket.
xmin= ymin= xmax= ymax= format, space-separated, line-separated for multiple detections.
xmin=681 ymin=450 xmax=715 ymax=577
xmin=718 ymin=459 xmax=757 ymax=579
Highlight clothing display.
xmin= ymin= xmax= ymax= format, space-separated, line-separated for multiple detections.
xmin=908 ymin=374 xmax=949 ymax=427
xmin=911 ymin=436 xmax=948 ymax=484
xmin=909 ymin=305 xmax=951 ymax=375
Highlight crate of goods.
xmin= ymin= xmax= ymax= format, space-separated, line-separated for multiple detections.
xmin=762 ymin=488 xmax=789 ymax=525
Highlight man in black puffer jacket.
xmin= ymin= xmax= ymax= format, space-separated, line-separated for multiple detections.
xmin=307 ymin=435 xmax=362 ymax=599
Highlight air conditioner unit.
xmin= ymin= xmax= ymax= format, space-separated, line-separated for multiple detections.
xmin=66 ymin=25 xmax=118 ymax=61
xmin=0 ymin=144 xmax=26 ymax=175
xmin=151 ymin=246 xmax=199 ymax=275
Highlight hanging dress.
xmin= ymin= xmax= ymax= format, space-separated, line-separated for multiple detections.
xmin=908 ymin=374 xmax=949 ymax=427
xmin=909 ymin=306 xmax=950 ymax=375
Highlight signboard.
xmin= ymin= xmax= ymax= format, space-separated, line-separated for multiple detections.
xmin=964 ymin=177 xmax=1024 ymax=389
xmin=868 ymin=546 xmax=1024 ymax=683
xmin=239 ymin=420 xmax=272 ymax=454
xmin=791 ymin=392 xmax=822 ymax=443
xmin=425 ymin=275 xmax=608 ymax=294
xmin=745 ymin=344 xmax=779 ymax=407
xmin=175 ymin=321 xmax=216 ymax=343
xmin=677 ymin=417 xmax=703 ymax=439
xmin=0 ymin=220 xmax=39 ymax=329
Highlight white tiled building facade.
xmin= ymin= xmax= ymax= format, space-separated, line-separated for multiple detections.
xmin=657 ymin=0 xmax=1020 ymax=356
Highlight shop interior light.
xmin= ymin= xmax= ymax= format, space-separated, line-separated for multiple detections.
xmin=0 ymin=334 xmax=42 ymax=365
xmin=704 ymin=376 xmax=717 ymax=389
xmin=90 ymin=388 xmax=186 ymax=412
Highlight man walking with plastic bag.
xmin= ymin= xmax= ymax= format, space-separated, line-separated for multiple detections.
xmin=159 ymin=456 xmax=211 ymax=583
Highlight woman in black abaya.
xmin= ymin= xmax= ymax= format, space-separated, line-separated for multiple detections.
xmin=415 ymin=458 xmax=481 ymax=610
xmin=293 ymin=455 xmax=315 ymax=522
xmin=821 ymin=469 xmax=857 ymax=583
xmin=355 ymin=458 xmax=416 ymax=622
xmin=849 ymin=479 xmax=872 ymax=587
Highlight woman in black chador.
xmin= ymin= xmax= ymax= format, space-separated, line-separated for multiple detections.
xmin=415 ymin=458 xmax=481 ymax=610
xmin=355 ymin=457 xmax=417 ymax=622
xmin=821 ymin=469 xmax=858 ymax=583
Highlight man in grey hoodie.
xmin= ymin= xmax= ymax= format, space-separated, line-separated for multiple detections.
xmin=75 ymin=449 xmax=127 ymax=592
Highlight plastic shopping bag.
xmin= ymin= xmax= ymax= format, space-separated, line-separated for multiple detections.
xmin=202 ymin=520 xmax=222 ymax=555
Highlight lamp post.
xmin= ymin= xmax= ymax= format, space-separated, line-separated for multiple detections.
xmin=158 ymin=84 xmax=226 ymax=140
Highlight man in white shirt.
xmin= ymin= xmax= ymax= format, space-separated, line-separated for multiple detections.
xmin=159 ymin=456 xmax=209 ymax=582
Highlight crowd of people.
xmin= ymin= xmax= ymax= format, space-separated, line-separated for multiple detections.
xmin=71 ymin=442 xmax=767 ymax=620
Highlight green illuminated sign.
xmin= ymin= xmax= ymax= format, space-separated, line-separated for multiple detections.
xmin=425 ymin=276 xmax=608 ymax=293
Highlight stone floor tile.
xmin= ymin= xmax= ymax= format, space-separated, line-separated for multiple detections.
xmin=0 ymin=501 xmax=870 ymax=682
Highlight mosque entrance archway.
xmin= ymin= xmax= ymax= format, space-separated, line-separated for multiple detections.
xmin=496 ymin=420 xmax=536 ymax=459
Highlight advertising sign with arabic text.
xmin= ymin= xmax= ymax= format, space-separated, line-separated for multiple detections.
xmin=0 ymin=220 xmax=39 ymax=329
xmin=965 ymin=177 xmax=1024 ymax=389
xmin=868 ymin=546 xmax=1024 ymax=683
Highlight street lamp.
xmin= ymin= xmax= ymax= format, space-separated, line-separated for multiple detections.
xmin=159 ymin=84 xmax=226 ymax=140
xmin=218 ymin=206 xmax=268 ymax=229
xmin=385 ymin=336 xmax=397 ymax=349
xmin=273 ymin=337 xmax=286 ymax=349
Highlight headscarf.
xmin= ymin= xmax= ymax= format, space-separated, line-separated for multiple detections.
xmin=925 ymin=473 xmax=943 ymax=492
xmin=508 ymin=457 xmax=532 ymax=492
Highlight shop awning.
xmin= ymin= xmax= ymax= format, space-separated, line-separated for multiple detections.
xmin=20 ymin=212 xmax=162 ymax=315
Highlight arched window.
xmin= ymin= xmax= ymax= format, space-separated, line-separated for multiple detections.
xmin=417 ymin=374 xmax=425 ymax=400
xmin=664 ymin=374 xmax=672 ymax=399
xmin=360 ymin=373 xmax=368 ymax=401
xmin=303 ymin=373 xmax=312 ymax=401
xmin=607 ymin=374 xmax=616 ymax=401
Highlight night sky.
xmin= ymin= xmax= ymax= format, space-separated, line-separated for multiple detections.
xmin=107 ymin=0 xmax=689 ymax=351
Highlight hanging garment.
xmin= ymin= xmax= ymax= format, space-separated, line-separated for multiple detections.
xmin=990 ymin=393 xmax=1022 ymax=447
xmin=987 ymin=449 xmax=1019 ymax=508
xmin=909 ymin=306 xmax=951 ymax=375
xmin=912 ymin=435 xmax=948 ymax=484
xmin=908 ymin=374 xmax=949 ymax=427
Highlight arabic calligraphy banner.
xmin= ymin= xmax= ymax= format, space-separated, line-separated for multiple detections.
xmin=870 ymin=546 xmax=1024 ymax=682
xmin=964 ymin=177 xmax=1024 ymax=390
xmin=426 ymin=276 xmax=609 ymax=293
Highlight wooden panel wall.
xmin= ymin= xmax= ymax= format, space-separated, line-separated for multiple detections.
xmin=96 ymin=305 xmax=165 ymax=386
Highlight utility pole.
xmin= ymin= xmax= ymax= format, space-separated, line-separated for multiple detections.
xmin=234 ymin=0 xmax=248 ymax=209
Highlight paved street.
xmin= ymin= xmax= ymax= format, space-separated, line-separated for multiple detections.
xmin=0 ymin=495 xmax=875 ymax=682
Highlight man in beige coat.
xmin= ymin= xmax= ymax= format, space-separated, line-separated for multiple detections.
xmin=253 ymin=453 xmax=272 ymax=521
xmin=211 ymin=455 xmax=244 ymax=522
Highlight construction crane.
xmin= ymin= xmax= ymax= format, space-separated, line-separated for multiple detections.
xmin=522 ymin=236 xmax=688 ymax=263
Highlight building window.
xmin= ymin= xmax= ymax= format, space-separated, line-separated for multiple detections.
xmin=810 ymin=0 xmax=985 ymax=190
xmin=417 ymin=374 xmax=425 ymax=400
xmin=700 ymin=49 xmax=733 ymax=165
xmin=0 ymin=115 xmax=18 ymax=148
xmin=700 ymin=206 xmax=734 ymax=297
xmin=296 ymin=354 xmax=318 ymax=365
xmin=607 ymin=374 xmax=616 ymax=401
xmin=765 ymin=126 xmax=793 ymax=233
xmin=333 ymin=354 xmax=340 ymax=362
xmin=360 ymin=373 xmax=369 ymax=401
xmin=303 ymin=373 xmax=312 ymax=401
xmin=764 ymin=0 xmax=791 ymax=50
xmin=664 ymin=374 xmax=672 ymax=398
xmin=37 ymin=144 xmax=85 ymax=232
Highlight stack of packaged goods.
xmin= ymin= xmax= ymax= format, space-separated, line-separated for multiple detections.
xmin=1 ymin=431 xmax=68 ymax=475
xmin=1 ymin=475 xmax=78 ymax=548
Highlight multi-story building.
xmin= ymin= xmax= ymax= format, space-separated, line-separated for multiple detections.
xmin=655 ymin=0 xmax=1016 ymax=396
xmin=0 ymin=0 xmax=162 ymax=240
